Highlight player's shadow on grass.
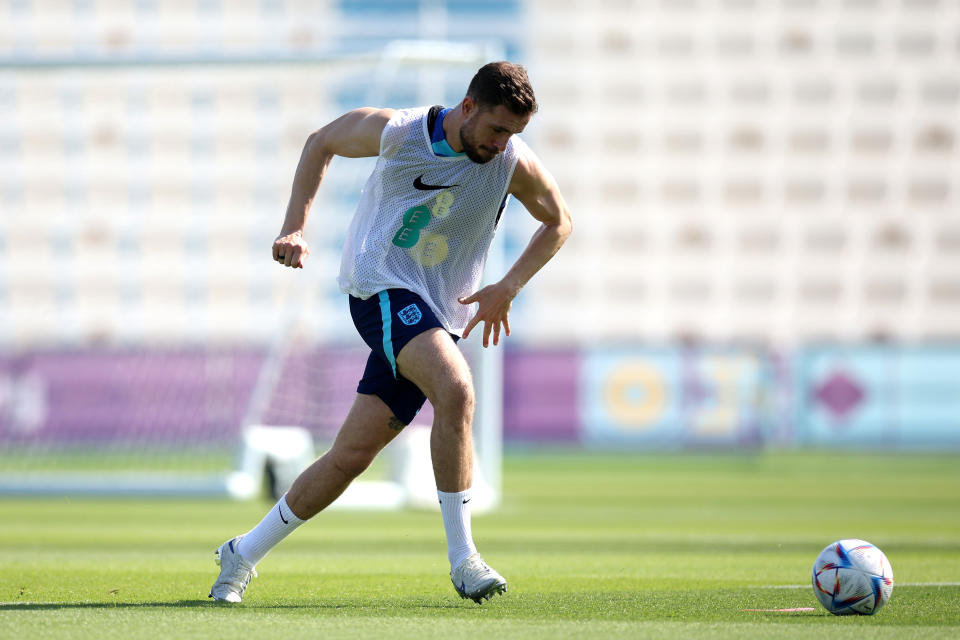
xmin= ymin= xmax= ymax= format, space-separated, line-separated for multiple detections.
xmin=0 ymin=599 xmax=471 ymax=611
xmin=1 ymin=601 xmax=228 ymax=610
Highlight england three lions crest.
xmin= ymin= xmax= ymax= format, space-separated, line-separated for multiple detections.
xmin=397 ymin=304 xmax=422 ymax=326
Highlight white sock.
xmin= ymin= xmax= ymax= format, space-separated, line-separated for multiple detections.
xmin=236 ymin=495 xmax=305 ymax=566
xmin=438 ymin=488 xmax=478 ymax=570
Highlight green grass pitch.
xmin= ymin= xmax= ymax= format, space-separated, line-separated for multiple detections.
xmin=1 ymin=452 xmax=959 ymax=639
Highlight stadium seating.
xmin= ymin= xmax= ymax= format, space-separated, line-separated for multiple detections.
xmin=0 ymin=0 xmax=957 ymax=347
xmin=525 ymin=0 xmax=960 ymax=343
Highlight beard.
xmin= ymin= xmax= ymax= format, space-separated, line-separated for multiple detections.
xmin=458 ymin=120 xmax=499 ymax=164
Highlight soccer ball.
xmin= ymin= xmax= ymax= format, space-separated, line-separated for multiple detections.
xmin=812 ymin=539 xmax=894 ymax=615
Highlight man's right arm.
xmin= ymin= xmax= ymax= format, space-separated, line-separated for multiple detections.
xmin=273 ymin=107 xmax=395 ymax=268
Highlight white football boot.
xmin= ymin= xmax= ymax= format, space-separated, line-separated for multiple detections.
xmin=450 ymin=553 xmax=507 ymax=604
xmin=209 ymin=536 xmax=257 ymax=603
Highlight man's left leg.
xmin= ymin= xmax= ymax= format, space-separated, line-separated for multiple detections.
xmin=396 ymin=328 xmax=507 ymax=603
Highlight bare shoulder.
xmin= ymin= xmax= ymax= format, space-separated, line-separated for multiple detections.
xmin=508 ymin=143 xmax=557 ymax=200
xmin=318 ymin=107 xmax=397 ymax=158
xmin=507 ymin=143 xmax=571 ymax=225
xmin=352 ymin=107 xmax=397 ymax=129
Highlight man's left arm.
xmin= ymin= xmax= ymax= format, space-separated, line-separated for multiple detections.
xmin=459 ymin=151 xmax=573 ymax=347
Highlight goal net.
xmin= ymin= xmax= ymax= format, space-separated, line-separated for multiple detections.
xmin=0 ymin=40 xmax=505 ymax=510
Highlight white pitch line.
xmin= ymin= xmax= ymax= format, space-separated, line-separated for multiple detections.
xmin=754 ymin=582 xmax=960 ymax=589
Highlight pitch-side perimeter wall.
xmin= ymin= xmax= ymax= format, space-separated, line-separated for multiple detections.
xmin=1 ymin=345 xmax=959 ymax=450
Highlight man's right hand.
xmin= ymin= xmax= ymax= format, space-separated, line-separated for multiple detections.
xmin=273 ymin=230 xmax=309 ymax=268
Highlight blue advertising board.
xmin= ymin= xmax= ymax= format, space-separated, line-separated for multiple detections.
xmin=796 ymin=346 xmax=960 ymax=448
xmin=579 ymin=347 xmax=768 ymax=447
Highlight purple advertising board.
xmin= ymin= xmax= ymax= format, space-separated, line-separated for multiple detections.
xmin=2 ymin=345 xmax=959 ymax=450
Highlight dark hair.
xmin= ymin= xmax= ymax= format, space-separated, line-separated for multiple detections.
xmin=466 ymin=61 xmax=538 ymax=115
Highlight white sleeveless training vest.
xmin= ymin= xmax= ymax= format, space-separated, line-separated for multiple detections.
xmin=338 ymin=106 xmax=527 ymax=336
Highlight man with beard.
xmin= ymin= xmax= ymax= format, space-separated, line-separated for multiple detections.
xmin=210 ymin=61 xmax=572 ymax=604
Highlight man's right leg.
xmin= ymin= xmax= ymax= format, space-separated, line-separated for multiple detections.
xmin=285 ymin=392 xmax=403 ymax=519
xmin=209 ymin=392 xmax=402 ymax=602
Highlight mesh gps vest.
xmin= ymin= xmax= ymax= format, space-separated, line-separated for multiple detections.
xmin=338 ymin=106 xmax=527 ymax=336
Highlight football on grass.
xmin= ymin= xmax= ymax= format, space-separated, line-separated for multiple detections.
xmin=812 ymin=539 xmax=894 ymax=615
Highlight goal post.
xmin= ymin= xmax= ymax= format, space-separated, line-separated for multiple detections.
xmin=0 ymin=40 xmax=507 ymax=509
xmin=234 ymin=266 xmax=505 ymax=512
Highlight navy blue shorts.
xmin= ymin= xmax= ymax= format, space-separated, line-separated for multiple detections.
xmin=349 ymin=289 xmax=457 ymax=425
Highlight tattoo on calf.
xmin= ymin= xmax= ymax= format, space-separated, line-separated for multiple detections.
xmin=388 ymin=417 xmax=406 ymax=432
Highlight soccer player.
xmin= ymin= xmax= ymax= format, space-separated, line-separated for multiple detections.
xmin=210 ymin=61 xmax=572 ymax=604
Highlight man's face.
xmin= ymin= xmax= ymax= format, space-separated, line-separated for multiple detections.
xmin=459 ymin=102 xmax=531 ymax=164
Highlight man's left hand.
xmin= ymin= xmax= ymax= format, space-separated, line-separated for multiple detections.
xmin=459 ymin=283 xmax=516 ymax=347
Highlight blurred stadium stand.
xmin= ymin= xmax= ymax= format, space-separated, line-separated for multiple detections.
xmin=524 ymin=0 xmax=960 ymax=344
xmin=0 ymin=0 xmax=524 ymax=348
xmin=1 ymin=0 xmax=959 ymax=457
xmin=1 ymin=0 xmax=958 ymax=346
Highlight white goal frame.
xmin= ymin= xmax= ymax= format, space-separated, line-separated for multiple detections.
xmin=0 ymin=40 xmax=506 ymax=510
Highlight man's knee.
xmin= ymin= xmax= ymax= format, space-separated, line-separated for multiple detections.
xmin=433 ymin=376 xmax=475 ymax=421
xmin=329 ymin=445 xmax=377 ymax=480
